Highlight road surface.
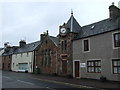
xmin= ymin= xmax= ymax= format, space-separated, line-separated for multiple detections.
xmin=2 ymin=70 xmax=79 ymax=89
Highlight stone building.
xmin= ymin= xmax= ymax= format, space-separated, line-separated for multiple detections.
xmin=36 ymin=31 xmax=58 ymax=74
xmin=2 ymin=44 xmax=17 ymax=71
xmin=57 ymin=11 xmax=81 ymax=76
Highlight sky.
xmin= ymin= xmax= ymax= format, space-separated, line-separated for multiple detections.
xmin=0 ymin=0 xmax=120 ymax=48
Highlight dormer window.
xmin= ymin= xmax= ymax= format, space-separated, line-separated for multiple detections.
xmin=91 ymin=25 xmax=95 ymax=30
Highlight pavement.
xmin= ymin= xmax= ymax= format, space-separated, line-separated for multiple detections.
xmin=29 ymin=73 xmax=120 ymax=89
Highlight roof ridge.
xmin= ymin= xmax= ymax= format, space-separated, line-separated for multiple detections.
xmin=26 ymin=40 xmax=40 ymax=45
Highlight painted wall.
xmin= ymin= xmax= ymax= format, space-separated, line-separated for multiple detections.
xmin=11 ymin=51 xmax=34 ymax=72
xmin=73 ymin=30 xmax=120 ymax=81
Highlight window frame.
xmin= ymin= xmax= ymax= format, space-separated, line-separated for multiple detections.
xmin=114 ymin=32 xmax=120 ymax=47
xmin=113 ymin=32 xmax=120 ymax=49
xmin=82 ymin=38 xmax=90 ymax=53
xmin=61 ymin=40 xmax=67 ymax=52
xmin=87 ymin=60 xmax=101 ymax=73
xmin=112 ymin=59 xmax=120 ymax=74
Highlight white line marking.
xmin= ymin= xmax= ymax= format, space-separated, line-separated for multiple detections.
xmin=17 ymin=80 xmax=34 ymax=85
xmin=3 ymin=76 xmax=12 ymax=80
xmin=46 ymin=87 xmax=56 ymax=90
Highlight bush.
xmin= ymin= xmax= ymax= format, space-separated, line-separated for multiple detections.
xmin=52 ymin=73 xmax=58 ymax=76
xmin=100 ymin=76 xmax=107 ymax=82
xmin=66 ymin=74 xmax=73 ymax=78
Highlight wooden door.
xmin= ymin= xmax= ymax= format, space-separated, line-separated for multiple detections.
xmin=75 ymin=61 xmax=80 ymax=78
xmin=62 ymin=60 xmax=67 ymax=75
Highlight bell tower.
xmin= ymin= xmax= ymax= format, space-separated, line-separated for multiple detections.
xmin=57 ymin=11 xmax=81 ymax=76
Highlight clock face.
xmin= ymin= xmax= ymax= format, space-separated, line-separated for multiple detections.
xmin=60 ymin=28 xmax=66 ymax=34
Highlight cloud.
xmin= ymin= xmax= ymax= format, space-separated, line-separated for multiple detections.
xmin=1 ymin=1 xmax=120 ymax=47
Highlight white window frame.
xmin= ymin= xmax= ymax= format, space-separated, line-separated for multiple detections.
xmin=112 ymin=31 xmax=120 ymax=49
xmin=82 ymin=38 xmax=90 ymax=53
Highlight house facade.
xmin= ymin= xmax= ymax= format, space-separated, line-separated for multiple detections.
xmin=36 ymin=31 xmax=58 ymax=74
xmin=73 ymin=4 xmax=120 ymax=81
xmin=0 ymin=48 xmax=4 ymax=70
xmin=2 ymin=44 xmax=17 ymax=71
xmin=11 ymin=40 xmax=40 ymax=72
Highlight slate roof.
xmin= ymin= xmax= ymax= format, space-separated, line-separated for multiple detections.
xmin=2 ymin=47 xmax=17 ymax=56
xmin=13 ymin=41 xmax=41 ymax=54
xmin=75 ymin=17 xmax=120 ymax=40
xmin=0 ymin=48 xmax=4 ymax=56
xmin=0 ymin=48 xmax=3 ymax=51
xmin=49 ymin=36 xmax=58 ymax=47
xmin=65 ymin=15 xmax=81 ymax=33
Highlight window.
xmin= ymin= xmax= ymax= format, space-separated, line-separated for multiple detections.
xmin=44 ymin=50 xmax=47 ymax=66
xmin=46 ymin=40 xmax=48 ymax=45
xmin=27 ymin=52 xmax=29 ymax=57
xmin=13 ymin=63 xmax=14 ymax=68
xmin=48 ymin=49 xmax=52 ymax=67
xmin=41 ymin=51 xmax=44 ymax=67
xmin=83 ymin=39 xmax=89 ymax=52
xmin=16 ymin=54 xmax=17 ymax=58
xmin=61 ymin=40 xmax=67 ymax=52
xmin=114 ymin=32 xmax=120 ymax=48
xmin=9 ymin=55 xmax=10 ymax=59
xmin=87 ymin=60 xmax=101 ymax=73
xmin=112 ymin=59 xmax=120 ymax=74
xmin=21 ymin=53 xmax=22 ymax=57
xmin=2 ymin=63 xmax=4 ymax=69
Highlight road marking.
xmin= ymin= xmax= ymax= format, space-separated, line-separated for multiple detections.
xmin=17 ymin=80 xmax=34 ymax=85
xmin=46 ymin=87 xmax=56 ymax=90
xmin=32 ymin=77 xmax=94 ymax=88
xmin=3 ymin=76 xmax=12 ymax=80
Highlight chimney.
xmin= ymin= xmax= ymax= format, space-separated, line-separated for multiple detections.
xmin=19 ymin=40 xmax=26 ymax=47
xmin=4 ymin=42 xmax=10 ymax=48
xmin=40 ymin=30 xmax=49 ymax=41
xmin=4 ymin=43 xmax=8 ymax=48
xmin=109 ymin=2 xmax=120 ymax=20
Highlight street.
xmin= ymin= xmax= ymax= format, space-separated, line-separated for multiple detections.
xmin=2 ymin=70 xmax=79 ymax=89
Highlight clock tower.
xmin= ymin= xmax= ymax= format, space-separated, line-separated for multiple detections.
xmin=57 ymin=11 xmax=81 ymax=76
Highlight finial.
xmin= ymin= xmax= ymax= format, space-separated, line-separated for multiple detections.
xmin=112 ymin=2 xmax=114 ymax=5
xmin=46 ymin=30 xmax=49 ymax=35
xmin=71 ymin=9 xmax=73 ymax=15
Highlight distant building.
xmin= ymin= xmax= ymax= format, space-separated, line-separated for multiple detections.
xmin=11 ymin=40 xmax=40 ymax=72
xmin=2 ymin=45 xmax=17 ymax=71
xmin=0 ymin=48 xmax=4 ymax=70
xmin=36 ymin=31 xmax=58 ymax=74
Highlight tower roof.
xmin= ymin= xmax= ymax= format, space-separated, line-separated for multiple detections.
xmin=65 ymin=11 xmax=81 ymax=33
